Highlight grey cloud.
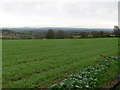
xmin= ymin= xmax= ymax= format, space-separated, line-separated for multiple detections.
xmin=0 ymin=1 xmax=118 ymax=28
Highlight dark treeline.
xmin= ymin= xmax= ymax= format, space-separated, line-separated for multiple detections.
xmin=45 ymin=26 xmax=120 ymax=39
xmin=1 ymin=26 xmax=120 ymax=39
xmin=45 ymin=29 xmax=72 ymax=39
xmin=45 ymin=30 xmax=113 ymax=39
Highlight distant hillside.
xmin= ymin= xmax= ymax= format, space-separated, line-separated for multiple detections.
xmin=2 ymin=27 xmax=113 ymax=32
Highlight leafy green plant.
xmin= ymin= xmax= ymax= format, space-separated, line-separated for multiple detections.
xmin=50 ymin=56 xmax=119 ymax=89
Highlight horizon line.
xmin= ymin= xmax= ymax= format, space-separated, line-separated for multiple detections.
xmin=1 ymin=26 xmax=114 ymax=29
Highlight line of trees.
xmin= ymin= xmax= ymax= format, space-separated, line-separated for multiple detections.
xmin=45 ymin=30 xmax=113 ymax=39
xmin=46 ymin=29 xmax=72 ymax=39
xmin=2 ymin=26 xmax=120 ymax=39
xmin=45 ymin=26 xmax=120 ymax=39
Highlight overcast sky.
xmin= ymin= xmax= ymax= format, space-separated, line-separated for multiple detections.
xmin=0 ymin=0 xmax=119 ymax=28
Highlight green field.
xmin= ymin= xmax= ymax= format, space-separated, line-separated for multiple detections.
xmin=2 ymin=38 xmax=118 ymax=88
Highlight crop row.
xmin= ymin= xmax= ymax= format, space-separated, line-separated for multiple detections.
xmin=50 ymin=56 xmax=119 ymax=89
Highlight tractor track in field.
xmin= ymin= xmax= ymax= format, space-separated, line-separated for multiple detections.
xmin=2 ymin=67 xmax=56 ymax=88
xmin=4 ymin=53 xmax=65 ymax=68
xmin=2 ymin=59 xmax=89 ymax=87
xmin=4 ymin=57 xmax=48 ymax=68
xmin=17 ymin=57 xmax=47 ymax=64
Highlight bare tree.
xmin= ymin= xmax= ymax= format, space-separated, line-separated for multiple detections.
xmin=113 ymin=26 xmax=120 ymax=37
xmin=46 ymin=29 xmax=56 ymax=39
xmin=56 ymin=30 xmax=64 ymax=39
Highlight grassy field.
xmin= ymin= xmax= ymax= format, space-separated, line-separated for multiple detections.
xmin=2 ymin=38 xmax=118 ymax=88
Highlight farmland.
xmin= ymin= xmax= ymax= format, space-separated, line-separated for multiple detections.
xmin=2 ymin=38 xmax=118 ymax=88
